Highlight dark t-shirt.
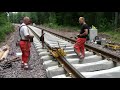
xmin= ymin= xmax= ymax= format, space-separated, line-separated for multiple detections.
xmin=80 ymin=24 xmax=89 ymax=38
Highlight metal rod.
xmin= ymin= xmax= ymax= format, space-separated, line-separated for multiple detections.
xmin=41 ymin=29 xmax=44 ymax=48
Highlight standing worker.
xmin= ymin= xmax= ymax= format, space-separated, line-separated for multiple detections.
xmin=74 ymin=17 xmax=89 ymax=60
xmin=19 ymin=17 xmax=34 ymax=70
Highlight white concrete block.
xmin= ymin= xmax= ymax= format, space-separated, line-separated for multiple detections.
xmin=46 ymin=66 xmax=65 ymax=78
xmin=67 ymin=55 xmax=102 ymax=64
xmin=73 ymin=60 xmax=114 ymax=72
xmin=36 ymin=46 xmax=43 ymax=49
xmin=66 ymin=53 xmax=78 ymax=58
xmin=65 ymin=49 xmax=75 ymax=54
xmin=65 ymin=46 xmax=74 ymax=50
xmin=39 ymin=51 xmax=50 ymax=56
xmin=43 ymin=60 xmax=58 ymax=69
xmin=41 ymin=55 xmax=54 ymax=61
xmin=67 ymin=58 xmax=80 ymax=64
xmin=37 ymin=49 xmax=47 ymax=54
xmin=65 ymin=51 xmax=93 ymax=59
xmin=35 ymin=44 xmax=42 ymax=48
xmin=84 ymin=51 xmax=93 ymax=57
xmin=81 ymin=66 xmax=120 ymax=78
xmin=33 ymin=41 xmax=39 ymax=44
xmin=50 ymin=45 xmax=71 ymax=48
xmin=82 ymin=55 xmax=102 ymax=63
xmin=52 ymin=74 xmax=71 ymax=78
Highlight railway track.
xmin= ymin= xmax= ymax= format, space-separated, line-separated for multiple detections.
xmin=28 ymin=25 xmax=120 ymax=78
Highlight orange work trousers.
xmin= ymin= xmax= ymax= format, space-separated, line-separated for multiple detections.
xmin=19 ymin=40 xmax=31 ymax=63
xmin=74 ymin=38 xmax=86 ymax=57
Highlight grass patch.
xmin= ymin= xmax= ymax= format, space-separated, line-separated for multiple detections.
xmin=43 ymin=23 xmax=80 ymax=32
xmin=0 ymin=22 xmax=14 ymax=42
xmin=101 ymin=31 xmax=120 ymax=43
xmin=100 ymin=31 xmax=120 ymax=43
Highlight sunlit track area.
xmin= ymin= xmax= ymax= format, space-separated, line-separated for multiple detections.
xmin=0 ymin=12 xmax=120 ymax=78
xmin=28 ymin=25 xmax=120 ymax=78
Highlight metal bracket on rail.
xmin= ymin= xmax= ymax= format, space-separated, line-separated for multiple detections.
xmin=66 ymin=72 xmax=72 ymax=77
xmin=58 ymin=64 xmax=64 ymax=67
xmin=41 ymin=29 xmax=45 ymax=49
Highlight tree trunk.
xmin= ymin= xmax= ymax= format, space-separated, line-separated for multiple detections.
xmin=115 ymin=12 xmax=118 ymax=28
xmin=118 ymin=12 xmax=120 ymax=26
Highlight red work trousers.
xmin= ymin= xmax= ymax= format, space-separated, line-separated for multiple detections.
xmin=19 ymin=41 xmax=31 ymax=64
xmin=74 ymin=38 xmax=86 ymax=57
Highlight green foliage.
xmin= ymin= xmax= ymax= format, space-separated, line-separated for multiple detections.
xmin=100 ymin=31 xmax=120 ymax=43
xmin=49 ymin=12 xmax=56 ymax=24
xmin=9 ymin=12 xmax=120 ymax=33
xmin=0 ymin=13 xmax=7 ymax=25
xmin=98 ymin=18 xmax=115 ymax=32
xmin=0 ymin=22 xmax=13 ymax=42
xmin=0 ymin=12 xmax=13 ymax=42
xmin=8 ymin=12 xmax=120 ymax=43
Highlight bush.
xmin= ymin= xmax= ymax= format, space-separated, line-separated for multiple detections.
xmin=0 ymin=29 xmax=5 ymax=42
xmin=98 ymin=18 xmax=115 ymax=32
xmin=47 ymin=23 xmax=58 ymax=29
xmin=0 ymin=22 xmax=13 ymax=42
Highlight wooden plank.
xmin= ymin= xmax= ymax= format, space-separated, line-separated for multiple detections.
xmin=0 ymin=51 xmax=5 ymax=59
xmin=0 ymin=44 xmax=10 ymax=61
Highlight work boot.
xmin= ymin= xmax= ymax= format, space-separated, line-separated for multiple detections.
xmin=79 ymin=55 xmax=85 ymax=59
xmin=21 ymin=64 xmax=24 ymax=68
xmin=78 ymin=56 xmax=83 ymax=63
xmin=78 ymin=55 xmax=84 ymax=63
xmin=80 ymin=56 xmax=84 ymax=59
xmin=80 ymin=55 xmax=85 ymax=60
xmin=24 ymin=64 xmax=32 ymax=70
xmin=21 ymin=61 xmax=24 ymax=68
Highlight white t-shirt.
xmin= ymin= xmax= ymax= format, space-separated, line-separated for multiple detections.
xmin=19 ymin=23 xmax=30 ymax=40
